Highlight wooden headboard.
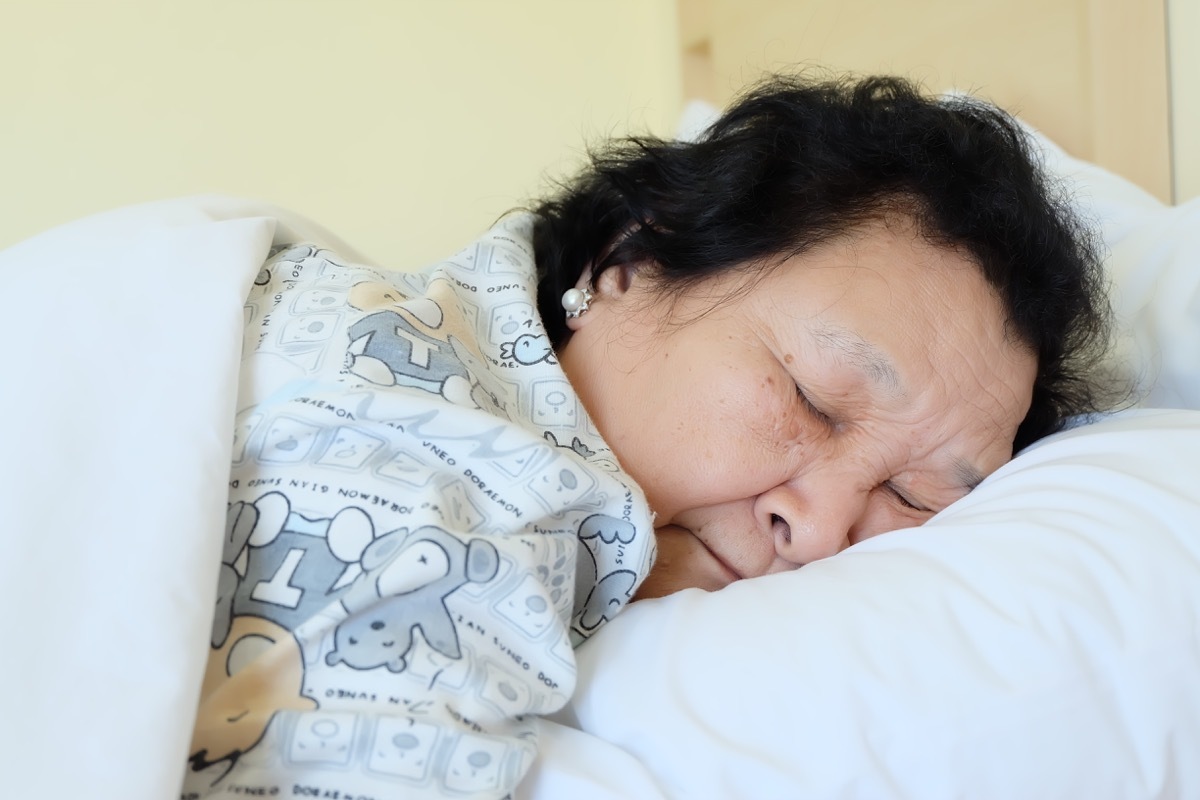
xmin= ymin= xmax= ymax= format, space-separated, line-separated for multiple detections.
xmin=678 ymin=0 xmax=1172 ymax=203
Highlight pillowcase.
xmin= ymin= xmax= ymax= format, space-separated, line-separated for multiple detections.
xmin=569 ymin=408 xmax=1200 ymax=799
xmin=1023 ymin=124 xmax=1200 ymax=410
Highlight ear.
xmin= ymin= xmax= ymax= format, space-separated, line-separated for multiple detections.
xmin=564 ymin=263 xmax=641 ymax=332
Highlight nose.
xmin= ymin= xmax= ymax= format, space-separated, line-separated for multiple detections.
xmin=756 ymin=473 xmax=872 ymax=566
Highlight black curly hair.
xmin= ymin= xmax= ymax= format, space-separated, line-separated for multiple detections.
xmin=531 ymin=73 xmax=1116 ymax=452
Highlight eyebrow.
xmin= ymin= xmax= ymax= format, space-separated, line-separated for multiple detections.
xmin=809 ymin=324 xmax=904 ymax=397
xmin=810 ymin=325 xmax=988 ymax=495
xmin=953 ymin=458 xmax=986 ymax=492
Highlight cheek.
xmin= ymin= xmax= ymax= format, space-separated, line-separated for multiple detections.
xmin=695 ymin=377 xmax=797 ymax=460
xmin=765 ymin=394 xmax=808 ymax=444
xmin=692 ymin=399 xmax=810 ymax=504
xmin=850 ymin=492 xmax=930 ymax=544
xmin=617 ymin=341 xmax=809 ymax=513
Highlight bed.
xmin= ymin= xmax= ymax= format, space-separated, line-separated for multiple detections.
xmin=2 ymin=120 xmax=1198 ymax=799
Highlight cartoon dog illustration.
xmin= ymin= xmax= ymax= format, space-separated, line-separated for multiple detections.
xmin=326 ymin=526 xmax=500 ymax=673
xmin=345 ymin=280 xmax=474 ymax=405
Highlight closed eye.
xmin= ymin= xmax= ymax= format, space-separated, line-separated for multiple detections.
xmin=884 ymin=481 xmax=926 ymax=513
xmin=795 ymin=383 xmax=834 ymax=427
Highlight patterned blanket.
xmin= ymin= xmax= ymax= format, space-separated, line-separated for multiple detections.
xmin=182 ymin=216 xmax=655 ymax=798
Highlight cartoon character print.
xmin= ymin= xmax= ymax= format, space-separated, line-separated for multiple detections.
xmin=499 ymin=333 xmax=555 ymax=366
xmin=193 ymin=492 xmax=504 ymax=778
xmin=327 ymin=526 xmax=500 ymax=673
xmin=189 ymin=615 xmax=317 ymax=777
xmin=572 ymin=514 xmax=639 ymax=633
xmin=344 ymin=280 xmax=474 ymax=406
xmin=544 ymin=430 xmax=597 ymax=459
xmin=212 ymin=493 xmax=269 ymax=649
xmin=192 ymin=491 xmax=374 ymax=776
xmin=449 ymin=334 xmax=513 ymax=414
xmin=213 ymin=492 xmax=373 ymax=646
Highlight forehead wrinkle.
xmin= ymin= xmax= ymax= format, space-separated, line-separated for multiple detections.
xmin=809 ymin=323 xmax=904 ymax=398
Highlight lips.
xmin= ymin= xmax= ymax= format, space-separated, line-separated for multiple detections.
xmin=694 ymin=531 xmax=742 ymax=583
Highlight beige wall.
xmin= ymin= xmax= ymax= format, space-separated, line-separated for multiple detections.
xmin=1 ymin=0 xmax=682 ymax=264
xmin=1169 ymin=0 xmax=1200 ymax=202
xmin=5 ymin=0 xmax=1188 ymax=261
xmin=678 ymin=0 xmax=1175 ymax=204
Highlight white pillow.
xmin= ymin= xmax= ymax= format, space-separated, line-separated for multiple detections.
xmin=569 ymin=408 xmax=1200 ymax=799
xmin=1025 ymin=126 xmax=1200 ymax=409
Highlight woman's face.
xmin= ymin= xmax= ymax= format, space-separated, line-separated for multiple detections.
xmin=558 ymin=215 xmax=1038 ymax=599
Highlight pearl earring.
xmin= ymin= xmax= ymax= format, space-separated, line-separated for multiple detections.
xmin=561 ymin=286 xmax=593 ymax=319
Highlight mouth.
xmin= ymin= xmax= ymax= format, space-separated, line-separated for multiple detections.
xmin=694 ymin=530 xmax=742 ymax=583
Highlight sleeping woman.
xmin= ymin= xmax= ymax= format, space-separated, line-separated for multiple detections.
xmin=183 ymin=73 xmax=1113 ymax=798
